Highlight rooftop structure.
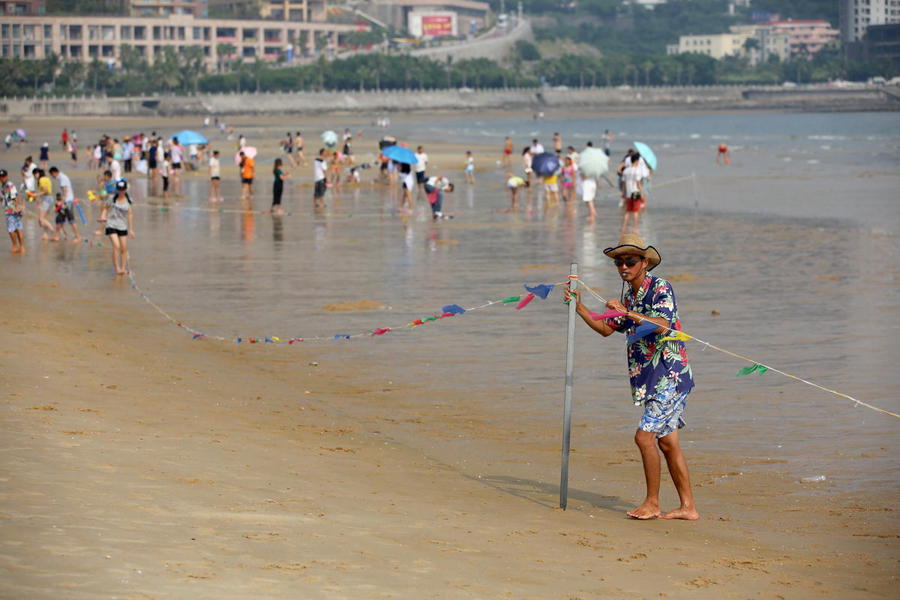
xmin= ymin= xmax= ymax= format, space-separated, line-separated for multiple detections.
xmin=1 ymin=0 xmax=45 ymax=15
xmin=210 ymin=0 xmax=329 ymax=22
xmin=127 ymin=0 xmax=209 ymax=18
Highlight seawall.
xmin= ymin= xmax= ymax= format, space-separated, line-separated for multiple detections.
xmin=2 ymin=85 xmax=897 ymax=119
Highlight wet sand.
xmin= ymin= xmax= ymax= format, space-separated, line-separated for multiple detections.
xmin=2 ymin=114 xmax=899 ymax=599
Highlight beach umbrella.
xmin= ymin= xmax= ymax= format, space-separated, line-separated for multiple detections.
xmin=321 ymin=130 xmax=339 ymax=148
xmin=531 ymin=152 xmax=560 ymax=177
xmin=234 ymin=146 xmax=258 ymax=166
xmin=633 ymin=141 xmax=657 ymax=171
xmin=579 ymin=148 xmax=609 ymax=179
xmin=16 ymin=128 xmax=25 ymax=138
xmin=170 ymin=130 xmax=208 ymax=145
xmin=382 ymin=144 xmax=418 ymax=165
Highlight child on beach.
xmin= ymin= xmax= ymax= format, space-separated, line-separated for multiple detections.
xmin=543 ymin=170 xmax=559 ymax=206
xmin=522 ymin=147 xmax=533 ymax=186
xmin=560 ymin=157 xmax=576 ymax=204
xmin=271 ymin=158 xmax=290 ymax=216
xmin=507 ymin=174 xmax=527 ymax=210
xmin=464 ymin=151 xmax=476 ymax=184
xmin=399 ymin=162 xmax=415 ymax=210
xmin=424 ymin=175 xmax=453 ymax=219
xmin=208 ymin=150 xmax=222 ymax=202
xmin=621 ymin=153 xmax=645 ymax=234
xmin=2 ymin=169 xmax=24 ymax=254
xmin=39 ymin=143 xmax=50 ymax=170
xmin=161 ymin=153 xmax=171 ymax=200
xmin=105 ymin=180 xmax=135 ymax=275
xmin=36 ymin=168 xmax=57 ymax=240
xmin=313 ymin=149 xmax=327 ymax=209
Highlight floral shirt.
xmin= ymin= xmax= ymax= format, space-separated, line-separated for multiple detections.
xmin=606 ymin=275 xmax=695 ymax=405
xmin=2 ymin=182 xmax=18 ymax=214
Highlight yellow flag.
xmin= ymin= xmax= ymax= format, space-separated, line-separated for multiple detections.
xmin=660 ymin=331 xmax=692 ymax=342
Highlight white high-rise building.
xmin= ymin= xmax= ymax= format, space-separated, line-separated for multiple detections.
xmin=839 ymin=0 xmax=900 ymax=44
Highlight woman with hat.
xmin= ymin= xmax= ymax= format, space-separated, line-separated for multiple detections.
xmin=564 ymin=234 xmax=698 ymax=521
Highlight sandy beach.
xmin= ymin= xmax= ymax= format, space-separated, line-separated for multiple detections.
xmin=1 ymin=113 xmax=898 ymax=599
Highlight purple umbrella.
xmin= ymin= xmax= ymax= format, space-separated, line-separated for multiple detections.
xmin=531 ymin=152 xmax=560 ymax=177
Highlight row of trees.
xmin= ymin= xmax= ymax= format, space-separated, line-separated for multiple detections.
xmin=1 ymin=45 xmax=895 ymax=99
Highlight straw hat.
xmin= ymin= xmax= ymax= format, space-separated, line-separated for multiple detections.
xmin=123 ymin=135 xmax=131 ymax=141
xmin=603 ymin=234 xmax=661 ymax=271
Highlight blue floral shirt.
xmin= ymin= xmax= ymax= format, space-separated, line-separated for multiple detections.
xmin=606 ymin=275 xmax=695 ymax=405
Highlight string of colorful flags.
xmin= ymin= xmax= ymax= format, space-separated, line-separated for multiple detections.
xmin=576 ymin=280 xmax=900 ymax=420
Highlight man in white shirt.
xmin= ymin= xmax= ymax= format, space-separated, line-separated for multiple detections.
xmin=414 ymin=146 xmax=428 ymax=192
xmin=313 ymin=149 xmax=327 ymax=208
xmin=50 ymin=166 xmax=80 ymax=242
xmin=621 ymin=154 xmax=645 ymax=235
xmin=531 ymin=139 xmax=545 ymax=155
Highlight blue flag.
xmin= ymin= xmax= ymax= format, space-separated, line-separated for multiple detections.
xmin=524 ymin=284 xmax=555 ymax=300
xmin=441 ymin=304 xmax=466 ymax=315
xmin=627 ymin=321 xmax=660 ymax=343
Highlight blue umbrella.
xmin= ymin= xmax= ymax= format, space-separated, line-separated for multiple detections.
xmin=633 ymin=141 xmax=657 ymax=171
xmin=383 ymin=145 xmax=418 ymax=165
xmin=531 ymin=152 xmax=560 ymax=177
xmin=170 ymin=130 xmax=208 ymax=145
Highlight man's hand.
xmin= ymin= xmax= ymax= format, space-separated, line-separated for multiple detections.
xmin=563 ymin=286 xmax=581 ymax=307
xmin=607 ymin=299 xmax=626 ymax=313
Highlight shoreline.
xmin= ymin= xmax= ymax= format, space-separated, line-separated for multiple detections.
xmin=3 ymin=86 xmax=897 ymax=119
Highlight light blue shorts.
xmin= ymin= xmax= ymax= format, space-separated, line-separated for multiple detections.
xmin=41 ymin=196 xmax=54 ymax=211
xmin=6 ymin=213 xmax=23 ymax=233
xmin=639 ymin=386 xmax=688 ymax=438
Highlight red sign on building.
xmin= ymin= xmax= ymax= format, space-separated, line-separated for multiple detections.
xmin=422 ymin=15 xmax=453 ymax=37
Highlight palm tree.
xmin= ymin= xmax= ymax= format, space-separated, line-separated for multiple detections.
xmin=642 ymin=60 xmax=653 ymax=86
xmin=216 ymin=42 xmax=236 ymax=73
xmin=251 ymin=57 xmax=268 ymax=92
xmin=152 ymin=47 xmax=182 ymax=93
xmin=119 ymin=44 xmax=145 ymax=76
xmin=61 ymin=60 xmax=85 ymax=90
xmin=87 ymin=57 xmax=107 ymax=94
xmin=356 ymin=65 xmax=367 ymax=91
xmin=181 ymin=46 xmax=206 ymax=94
xmin=43 ymin=51 xmax=62 ymax=92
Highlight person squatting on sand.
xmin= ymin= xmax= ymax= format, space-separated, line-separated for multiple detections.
xmin=564 ymin=234 xmax=699 ymax=521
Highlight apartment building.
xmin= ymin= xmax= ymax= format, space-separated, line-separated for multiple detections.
xmin=839 ymin=0 xmax=900 ymax=45
xmin=758 ymin=19 xmax=839 ymax=56
xmin=0 ymin=13 xmax=366 ymax=65
xmin=677 ymin=31 xmax=753 ymax=60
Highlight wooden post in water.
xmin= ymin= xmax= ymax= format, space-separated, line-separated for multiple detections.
xmin=559 ymin=263 xmax=577 ymax=510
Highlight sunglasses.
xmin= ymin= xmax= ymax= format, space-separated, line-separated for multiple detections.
xmin=613 ymin=256 xmax=644 ymax=268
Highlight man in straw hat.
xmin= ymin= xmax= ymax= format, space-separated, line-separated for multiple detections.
xmin=565 ymin=234 xmax=698 ymax=520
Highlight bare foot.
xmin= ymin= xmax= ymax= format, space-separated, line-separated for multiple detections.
xmin=17 ymin=247 xmax=25 ymax=254
xmin=51 ymin=236 xmax=59 ymax=242
xmin=626 ymin=502 xmax=661 ymax=520
xmin=72 ymin=237 xmax=81 ymax=244
xmin=661 ymin=507 xmax=700 ymax=521
xmin=10 ymin=247 xmax=19 ymax=254
xmin=40 ymin=234 xmax=49 ymax=241
xmin=115 ymin=269 xmax=127 ymax=275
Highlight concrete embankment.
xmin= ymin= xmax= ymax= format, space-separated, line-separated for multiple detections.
xmin=2 ymin=85 xmax=897 ymax=118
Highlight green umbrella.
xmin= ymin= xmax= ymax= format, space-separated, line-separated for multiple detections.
xmin=579 ymin=147 xmax=609 ymax=179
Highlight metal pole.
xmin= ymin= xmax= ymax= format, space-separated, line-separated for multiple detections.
xmin=559 ymin=263 xmax=577 ymax=510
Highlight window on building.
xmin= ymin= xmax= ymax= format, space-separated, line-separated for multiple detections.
xmin=193 ymin=27 xmax=201 ymax=40
xmin=102 ymin=45 xmax=114 ymax=58
xmin=1 ymin=45 xmax=8 ymax=58
xmin=69 ymin=45 xmax=82 ymax=58
xmin=88 ymin=26 xmax=99 ymax=41
xmin=102 ymin=25 xmax=114 ymax=41
xmin=88 ymin=45 xmax=99 ymax=58
xmin=45 ymin=44 xmax=51 ymax=56
xmin=135 ymin=26 xmax=146 ymax=41
xmin=12 ymin=24 xmax=20 ymax=39
xmin=121 ymin=26 xmax=131 ymax=40
xmin=70 ymin=25 xmax=81 ymax=41
xmin=44 ymin=25 xmax=52 ymax=39
xmin=1 ymin=24 xmax=8 ymax=39
xmin=13 ymin=44 xmax=20 ymax=57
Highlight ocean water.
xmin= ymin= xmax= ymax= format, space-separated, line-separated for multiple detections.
xmin=13 ymin=110 xmax=900 ymax=498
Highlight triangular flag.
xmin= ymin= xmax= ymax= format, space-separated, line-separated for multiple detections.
xmin=334 ymin=334 xmax=350 ymax=340
xmin=192 ymin=333 xmax=204 ymax=339
xmin=441 ymin=304 xmax=466 ymax=315
xmin=591 ymin=309 xmax=628 ymax=321
xmin=627 ymin=322 xmax=660 ymax=343
xmin=373 ymin=328 xmax=391 ymax=336
xmin=271 ymin=337 xmax=280 ymax=342
xmin=524 ymin=284 xmax=554 ymax=300
xmin=264 ymin=337 xmax=274 ymax=343
xmin=757 ymin=365 xmax=768 ymax=375
xmin=439 ymin=312 xmax=455 ymax=319
xmin=236 ymin=338 xmax=242 ymax=345
xmin=735 ymin=364 xmax=759 ymax=377
xmin=516 ymin=293 xmax=535 ymax=310
xmin=501 ymin=296 xmax=521 ymax=304
xmin=423 ymin=316 xmax=439 ymax=323
xmin=660 ymin=331 xmax=692 ymax=342
xmin=409 ymin=319 xmax=424 ymax=326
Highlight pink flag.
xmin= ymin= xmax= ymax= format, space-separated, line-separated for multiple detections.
xmin=591 ymin=309 xmax=627 ymax=321
xmin=516 ymin=293 xmax=535 ymax=310
xmin=373 ymin=328 xmax=391 ymax=336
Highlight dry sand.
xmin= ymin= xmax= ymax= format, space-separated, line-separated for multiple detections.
xmin=2 ymin=270 xmax=898 ymax=599
xmin=1 ymin=115 xmax=898 ymax=599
